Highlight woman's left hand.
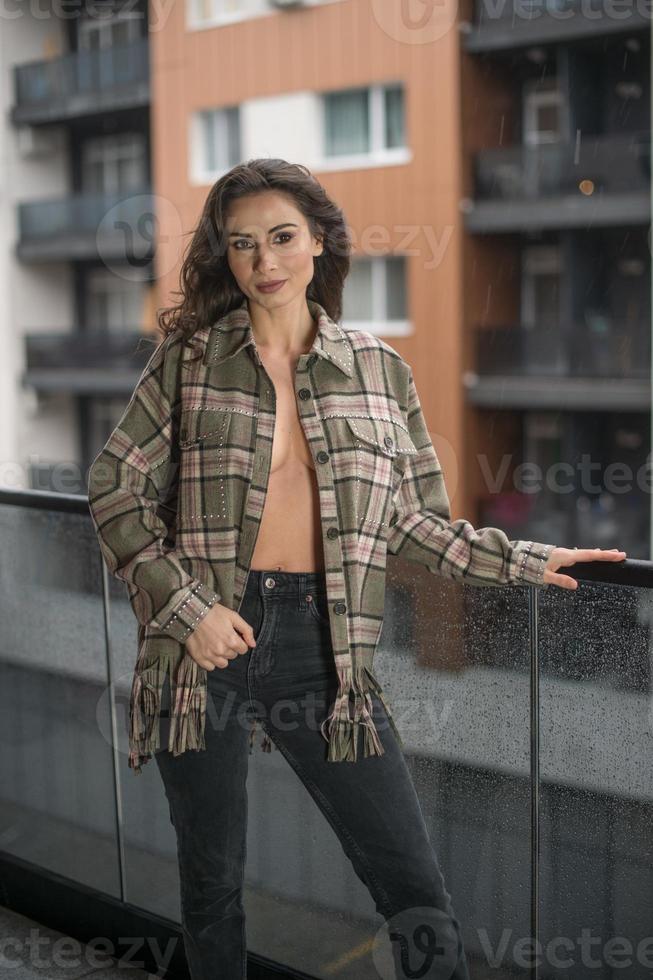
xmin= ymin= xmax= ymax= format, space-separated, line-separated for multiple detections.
xmin=543 ymin=547 xmax=627 ymax=590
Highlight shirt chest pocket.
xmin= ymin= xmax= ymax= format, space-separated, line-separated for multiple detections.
xmin=344 ymin=416 xmax=417 ymax=530
xmin=178 ymin=408 xmax=255 ymax=524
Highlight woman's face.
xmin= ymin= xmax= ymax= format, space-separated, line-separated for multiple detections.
xmin=225 ymin=190 xmax=323 ymax=309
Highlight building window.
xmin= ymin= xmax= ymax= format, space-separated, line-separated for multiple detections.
xmin=323 ymin=83 xmax=406 ymax=159
xmin=190 ymin=106 xmax=241 ymax=182
xmin=81 ymin=133 xmax=147 ymax=194
xmin=342 ymin=255 xmax=410 ymax=336
xmin=324 ymin=88 xmax=370 ymax=156
xmin=187 ymin=0 xmax=343 ymax=29
xmin=522 ymin=77 xmax=563 ymax=146
xmin=78 ymin=2 xmax=142 ymax=49
xmin=384 ymin=84 xmax=405 ymax=148
xmin=187 ymin=0 xmax=261 ymax=27
xmin=86 ymin=268 xmax=149 ymax=333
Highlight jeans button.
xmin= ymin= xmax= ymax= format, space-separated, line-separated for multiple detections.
xmin=265 ymin=577 xmax=276 ymax=589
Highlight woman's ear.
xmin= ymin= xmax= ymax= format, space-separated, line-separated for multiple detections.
xmin=313 ymin=226 xmax=325 ymax=256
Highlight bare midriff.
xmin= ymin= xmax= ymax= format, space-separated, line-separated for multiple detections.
xmin=250 ymin=343 xmax=325 ymax=573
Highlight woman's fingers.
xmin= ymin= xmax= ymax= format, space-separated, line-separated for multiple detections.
xmin=546 ymin=547 xmax=628 ymax=588
xmin=573 ymin=548 xmax=627 ymax=560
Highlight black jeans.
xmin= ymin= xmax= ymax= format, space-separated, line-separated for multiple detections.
xmin=154 ymin=569 xmax=471 ymax=980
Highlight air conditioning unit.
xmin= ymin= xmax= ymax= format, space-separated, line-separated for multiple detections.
xmin=269 ymin=0 xmax=305 ymax=8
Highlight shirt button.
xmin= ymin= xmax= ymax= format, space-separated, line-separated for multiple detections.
xmin=334 ymin=601 xmax=346 ymax=615
xmin=326 ymin=526 xmax=339 ymax=539
xmin=317 ymin=450 xmax=329 ymax=463
xmin=298 ymin=388 xmax=311 ymax=400
xmin=384 ymin=434 xmax=394 ymax=449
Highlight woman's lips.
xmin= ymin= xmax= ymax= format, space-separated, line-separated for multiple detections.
xmin=257 ymin=280 xmax=286 ymax=293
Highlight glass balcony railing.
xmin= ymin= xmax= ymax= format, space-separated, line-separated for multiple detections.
xmin=16 ymin=187 xmax=155 ymax=263
xmin=1 ymin=488 xmax=651 ymax=979
xmin=24 ymin=331 xmax=155 ymax=372
xmin=22 ymin=331 xmax=157 ymax=396
xmin=18 ymin=188 xmax=154 ymax=242
xmin=12 ymin=39 xmax=149 ymax=119
xmin=474 ymin=321 xmax=651 ymax=380
xmin=474 ymin=133 xmax=650 ymax=201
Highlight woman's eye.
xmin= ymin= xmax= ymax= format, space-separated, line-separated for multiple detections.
xmin=232 ymin=233 xmax=294 ymax=250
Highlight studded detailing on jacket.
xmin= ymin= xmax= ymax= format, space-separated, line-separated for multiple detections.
xmin=87 ymin=298 xmax=555 ymax=773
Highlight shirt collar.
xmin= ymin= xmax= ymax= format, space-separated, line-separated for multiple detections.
xmin=202 ymin=296 xmax=354 ymax=378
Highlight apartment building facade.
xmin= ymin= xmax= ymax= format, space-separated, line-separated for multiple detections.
xmin=5 ymin=0 xmax=155 ymax=491
xmin=461 ymin=0 xmax=651 ymax=558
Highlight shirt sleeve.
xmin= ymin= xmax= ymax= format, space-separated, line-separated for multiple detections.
xmin=386 ymin=367 xmax=556 ymax=588
xmin=87 ymin=330 xmax=221 ymax=642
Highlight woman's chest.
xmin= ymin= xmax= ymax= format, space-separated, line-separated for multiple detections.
xmin=175 ymin=356 xmax=417 ymax=531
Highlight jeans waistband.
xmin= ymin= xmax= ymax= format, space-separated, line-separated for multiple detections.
xmin=244 ymin=568 xmax=327 ymax=597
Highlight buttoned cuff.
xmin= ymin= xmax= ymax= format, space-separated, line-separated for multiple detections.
xmin=510 ymin=541 xmax=555 ymax=587
xmin=157 ymin=581 xmax=221 ymax=643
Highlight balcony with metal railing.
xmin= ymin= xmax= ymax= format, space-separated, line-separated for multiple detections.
xmin=465 ymin=319 xmax=651 ymax=410
xmin=11 ymin=39 xmax=150 ymax=126
xmin=463 ymin=0 xmax=651 ymax=53
xmin=23 ymin=331 xmax=155 ymax=396
xmin=0 ymin=487 xmax=651 ymax=979
xmin=16 ymin=187 xmax=155 ymax=263
xmin=465 ymin=133 xmax=650 ymax=232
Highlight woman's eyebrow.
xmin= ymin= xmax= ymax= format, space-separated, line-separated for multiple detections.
xmin=228 ymin=223 xmax=299 ymax=237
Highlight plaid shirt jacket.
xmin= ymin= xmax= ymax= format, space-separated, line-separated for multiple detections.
xmin=87 ymin=297 xmax=555 ymax=773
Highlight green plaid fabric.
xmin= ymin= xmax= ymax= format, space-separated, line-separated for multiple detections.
xmin=87 ymin=297 xmax=555 ymax=773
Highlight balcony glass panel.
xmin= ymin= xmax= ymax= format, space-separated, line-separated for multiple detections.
xmin=539 ymin=582 xmax=653 ymax=979
xmin=13 ymin=39 xmax=149 ymax=109
xmin=475 ymin=134 xmax=650 ymax=201
xmin=0 ymin=499 xmax=120 ymax=895
xmin=0 ymin=492 xmax=649 ymax=978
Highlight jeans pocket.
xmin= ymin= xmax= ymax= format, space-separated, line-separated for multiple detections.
xmin=306 ymin=591 xmax=330 ymax=626
xmin=240 ymin=592 xmax=267 ymax=642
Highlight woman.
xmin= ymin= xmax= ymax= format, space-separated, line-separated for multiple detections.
xmin=87 ymin=158 xmax=626 ymax=980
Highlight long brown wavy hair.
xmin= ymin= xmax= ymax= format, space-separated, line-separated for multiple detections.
xmin=157 ymin=158 xmax=353 ymax=341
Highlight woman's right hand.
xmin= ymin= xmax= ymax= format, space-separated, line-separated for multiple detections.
xmin=185 ymin=603 xmax=257 ymax=670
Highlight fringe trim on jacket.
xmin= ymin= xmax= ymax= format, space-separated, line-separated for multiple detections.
xmin=127 ymin=654 xmax=402 ymax=773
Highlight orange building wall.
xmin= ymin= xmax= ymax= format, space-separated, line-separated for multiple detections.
xmin=150 ymin=0 xmax=474 ymax=520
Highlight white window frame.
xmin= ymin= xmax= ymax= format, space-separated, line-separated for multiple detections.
xmin=86 ymin=267 xmax=148 ymax=333
xmin=342 ymin=255 xmax=412 ymax=337
xmin=81 ymin=132 xmax=147 ymax=194
xmin=521 ymin=245 xmax=561 ymax=328
xmin=189 ymin=106 xmax=241 ymax=185
xmin=186 ymin=0 xmax=345 ymax=31
xmin=316 ymin=83 xmax=411 ymax=173
xmin=523 ymin=77 xmax=563 ymax=146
